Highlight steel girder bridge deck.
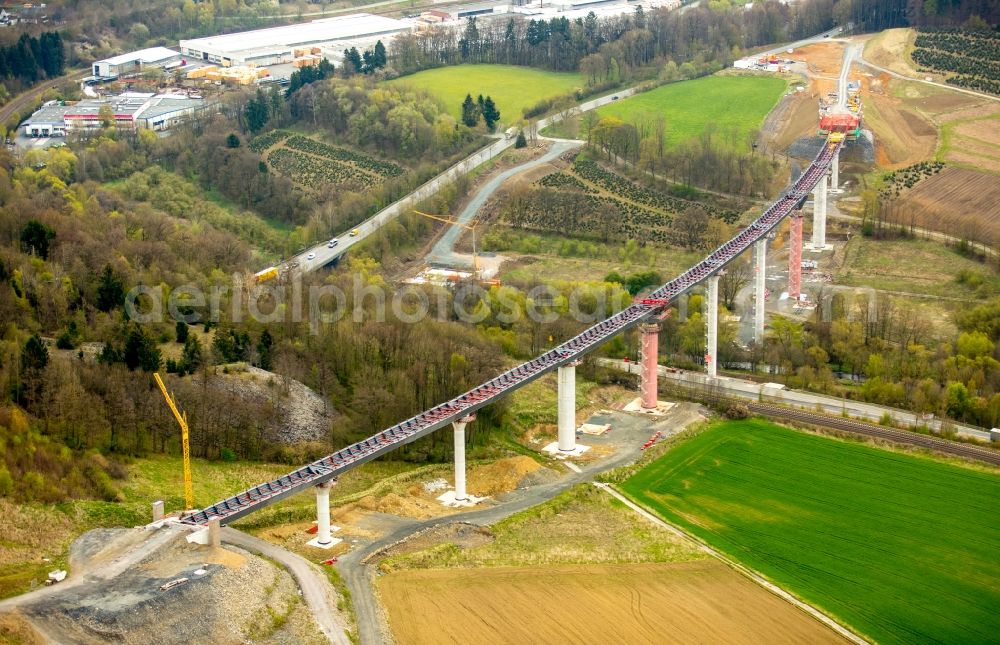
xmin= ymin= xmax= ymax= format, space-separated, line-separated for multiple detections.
xmin=183 ymin=139 xmax=843 ymax=527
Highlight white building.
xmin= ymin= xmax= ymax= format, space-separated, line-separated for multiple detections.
xmin=21 ymin=93 xmax=211 ymax=137
xmin=179 ymin=14 xmax=410 ymax=68
xmin=92 ymin=47 xmax=182 ymax=79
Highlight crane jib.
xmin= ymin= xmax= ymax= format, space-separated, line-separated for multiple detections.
xmin=182 ymin=139 xmax=843 ymax=527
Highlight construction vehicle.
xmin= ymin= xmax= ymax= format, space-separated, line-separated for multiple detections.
xmin=253 ymin=266 xmax=279 ymax=283
xmin=153 ymin=373 xmax=194 ymax=511
xmin=413 ymin=210 xmax=481 ymax=277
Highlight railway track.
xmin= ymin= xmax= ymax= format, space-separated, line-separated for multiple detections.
xmin=747 ymin=402 xmax=1000 ymax=466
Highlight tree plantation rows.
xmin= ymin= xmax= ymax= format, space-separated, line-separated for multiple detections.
xmin=499 ymin=157 xmax=736 ymax=249
xmin=911 ymin=29 xmax=1000 ymax=94
xmin=284 ymin=135 xmax=405 ymax=178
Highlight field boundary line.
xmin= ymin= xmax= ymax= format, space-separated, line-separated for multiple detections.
xmin=592 ymin=482 xmax=870 ymax=645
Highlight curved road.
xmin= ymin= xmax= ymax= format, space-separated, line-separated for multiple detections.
xmin=428 ymin=138 xmax=582 ymax=267
xmin=288 ymin=87 xmax=638 ymax=274
xmin=222 ymin=527 xmax=351 ymax=645
xmin=338 ymin=405 xmax=706 ymax=645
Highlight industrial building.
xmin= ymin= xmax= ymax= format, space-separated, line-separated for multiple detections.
xmin=21 ymin=93 xmax=210 ymax=137
xmin=92 ymin=47 xmax=182 ymax=80
xmin=178 ymin=14 xmax=409 ymax=67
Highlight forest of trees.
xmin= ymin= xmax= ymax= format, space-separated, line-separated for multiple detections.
xmin=0 ymin=31 xmax=65 ymax=95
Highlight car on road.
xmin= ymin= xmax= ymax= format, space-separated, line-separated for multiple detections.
xmin=307 ymin=252 xmax=316 ymax=260
xmin=328 ymin=238 xmax=338 ymax=248
xmin=611 ymin=95 xmax=620 ymax=100
xmin=350 ymin=229 xmax=359 ymax=237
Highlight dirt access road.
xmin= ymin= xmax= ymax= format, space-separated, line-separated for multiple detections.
xmin=221 ymin=528 xmax=351 ymax=645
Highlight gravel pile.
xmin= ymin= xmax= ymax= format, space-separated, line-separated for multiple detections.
xmin=206 ymin=365 xmax=333 ymax=444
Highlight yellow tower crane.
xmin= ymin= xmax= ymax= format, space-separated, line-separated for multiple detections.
xmin=153 ymin=373 xmax=194 ymax=511
xmin=412 ymin=209 xmax=480 ymax=277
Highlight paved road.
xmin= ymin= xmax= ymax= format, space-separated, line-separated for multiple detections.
xmin=286 ymin=86 xmax=638 ymax=276
xmin=222 ymin=527 xmax=351 ymax=645
xmin=592 ymin=483 xmax=867 ymax=645
xmin=428 ymin=139 xmax=582 ymax=267
xmin=857 ymin=52 xmax=999 ymax=103
xmin=339 ymin=404 xmax=700 ymax=645
xmin=599 ymin=358 xmax=991 ymax=440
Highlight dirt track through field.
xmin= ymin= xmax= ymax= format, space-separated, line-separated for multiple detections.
xmin=379 ymin=561 xmax=846 ymax=645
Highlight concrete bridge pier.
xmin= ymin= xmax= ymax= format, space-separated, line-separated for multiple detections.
xmin=705 ymin=274 xmax=720 ymax=378
xmin=789 ymin=213 xmax=803 ymax=299
xmin=639 ymin=323 xmax=660 ymax=408
xmin=753 ymin=239 xmax=766 ymax=345
xmin=830 ymin=152 xmax=840 ymax=191
xmin=452 ymin=414 xmax=475 ymax=500
xmin=811 ymin=175 xmax=829 ymax=250
xmin=557 ymin=362 xmax=580 ymax=451
xmin=310 ymin=481 xmax=335 ymax=548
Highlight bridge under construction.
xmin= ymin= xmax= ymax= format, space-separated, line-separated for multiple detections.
xmin=182 ymin=135 xmax=847 ymax=537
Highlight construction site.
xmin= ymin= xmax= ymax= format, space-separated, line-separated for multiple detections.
xmin=3 ymin=15 xmax=999 ymax=645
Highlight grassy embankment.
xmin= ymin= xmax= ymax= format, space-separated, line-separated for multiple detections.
xmin=620 ymin=419 xmax=1000 ymax=644
xmin=385 ymin=64 xmax=583 ymax=122
xmin=838 ymin=234 xmax=1000 ymax=300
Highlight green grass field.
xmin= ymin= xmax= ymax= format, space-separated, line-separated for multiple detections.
xmin=595 ymin=75 xmax=787 ymax=151
xmin=386 ymin=64 xmax=583 ymax=122
xmin=621 ymin=420 xmax=1000 ymax=644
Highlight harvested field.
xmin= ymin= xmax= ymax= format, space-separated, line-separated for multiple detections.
xmin=895 ymin=167 xmax=1000 ymax=245
xmin=378 ymin=561 xmax=845 ymax=645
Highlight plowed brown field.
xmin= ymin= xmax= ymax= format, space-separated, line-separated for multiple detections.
xmin=896 ymin=166 xmax=1000 ymax=244
xmin=378 ymin=561 xmax=845 ymax=644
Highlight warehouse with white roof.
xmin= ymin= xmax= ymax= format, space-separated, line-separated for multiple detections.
xmin=179 ymin=14 xmax=410 ymax=67
xmin=92 ymin=47 xmax=182 ymax=79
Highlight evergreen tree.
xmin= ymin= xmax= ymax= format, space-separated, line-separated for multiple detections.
xmin=18 ymin=334 xmax=48 ymax=409
xmin=344 ymin=47 xmax=363 ymax=74
xmin=461 ymin=93 xmax=480 ymax=127
xmin=20 ymin=220 xmax=55 ymax=259
xmin=123 ymin=325 xmax=160 ymax=372
xmin=256 ymin=329 xmax=274 ymax=371
xmin=362 ymin=49 xmax=375 ymax=74
xmin=244 ymin=90 xmax=269 ymax=133
xmin=96 ymin=264 xmax=125 ymax=312
xmin=181 ymin=335 xmax=203 ymax=372
xmin=515 ymin=130 xmax=527 ymax=148
xmin=482 ymin=96 xmax=500 ymax=131
xmin=225 ymin=133 xmax=240 ymax=148
xmin=175 ymin=320 xmax=189 ymax=343
xmin=373 ymin=40 xmax=387 ymax=69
